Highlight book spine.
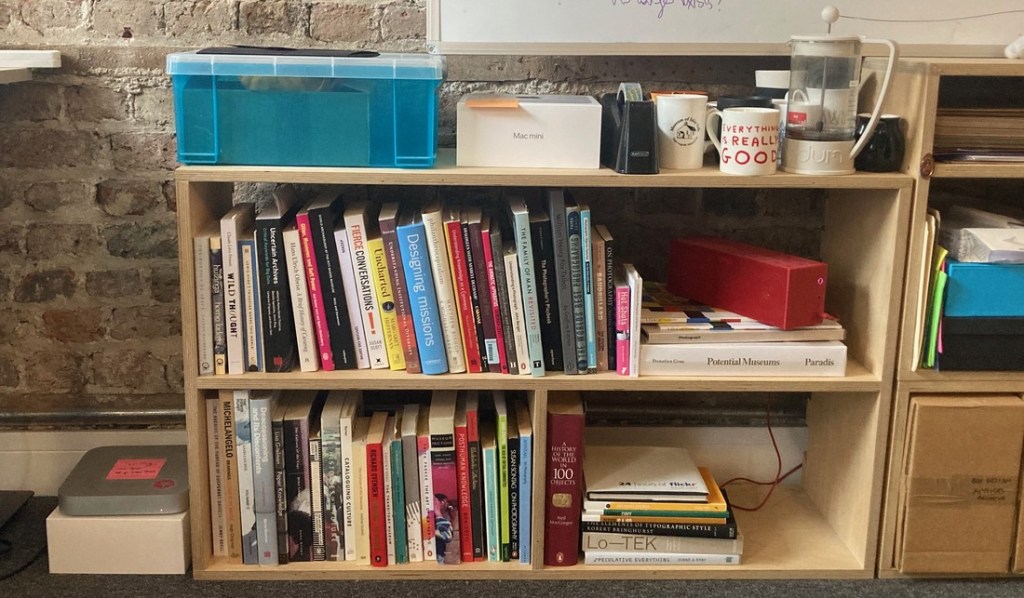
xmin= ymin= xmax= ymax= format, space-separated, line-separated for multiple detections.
xmin=284 ymin=414 xmax=313 ymax=562
xmin=255 ymin=219 xmax=296 ymax=373
xmin=379 ymin=213 xmax=422 ymax=374
xmin=429 ymin=422 xmax=461 ymax=564
xmin=240 ymin=238 xmax=263 ymax=372
xmin=339 ymin=408 xmax=357 ymax=562
xmin=320 ymin=421 xmax=343 ymax=561
xmin=518 ymin=425 xmax=532 ymax=564
xmin=271 ymin=403 xmax=289 ymax=563
xmin=615 ymin=278 xmax=630 ymax=376
xmin=496 ymin=411 xmax=510 ymax=561
xmin=603 ymin=231 xmax=616 ymax=373
xmin=531 ymin=212 xmax=564 ymax=372
xmin=233 ymin=390 xmax=258 ymax=564
xmin=401 ymin=424 xmax=424 ymax=562
xmin=591 ymin=229 xmax=608 ymax=371
xmin=367 ymin=436 xmax=388 ymax=566
xmin=641 ymin=325 xmax=845 ymax=344
xmin=462 ymin=218 xmax=490 ymax=372
xmin=194 ymin=235 xmax=215 ymax=376
xmin=283 ymin=228 xmax=320 ymax=372
xmin=467 ymin=409 xmax=485 ymax=561
xmin=219 ymin=392 xmax=242 ymax=560
xmin=481 ymin=226 xmax=510 ymax=374
xmin=482 ymin=437 xmax=500 ymax=562
xmin=368 ymin=237 xmax=406 ymax=371
xmin=221 ymin=217 xmax=247 ymax=374
xmin=511 ymin=206 xmax=545 ymax=377
xmin=382 ymin=432 xmax=397 ymax=566
xmin=468 ymin=219 xmax=500 ymax=372
xmin=423 ymin=208 xmax=467 ymax=373
xmin=580 ymin=206 xmax=597 ymax=372
xmin=309 ymin=207 xmax=357 ymax=369
xmin=455 ymin=417 xmax=473 ymax=562
xmin=210 ymin=236 xmax=227 ymax=375
xmin=417 ymin=427 xmax=436 ymax=562
xmin=638 ymin=341 xmax=847 ymax=376
xmin=296 ymin=212 xmax=335 ymax=371
xmin=566 ymin=207 xmax=588 ymax=373
xmin=548 ymin=192 xmax=578 ymax=376
xmin=504 ymin=250 xmax=530 ymax=375
xmin=544 ymin=408 xmax=584 ymax=567
xmin=334 ymin=228 xmax=370 ymax=369
xmin=309 ymin=433 xmax=326 ymax=561
xmin=390 ymin=436 xmax=408 ymax=564
xmin=583 ymin=550 xmax=741 ymax=565
xmin=397 ymin=221 xmax=448 ymax=375
xmin=445 ymin=217 xmax=482 ymax=373
xmin=626 ymin=265 xmax=642 ymax=379
xmin=206 ymin=396 xmax=228 ymax=556
xmin=579 ymin=519 xmax=738 ymax=539
xmin=344 ymin=212 xmax=389 ymax=369
xmin=582 ymin=532 xmax=742 ymax=555
xmin=352 ymin=428 xmax=370 ymax=564
xmin=249 ymin=393 xmax=279 ymax=565
xmin=507 ymin=430 xmax=521 ymax=562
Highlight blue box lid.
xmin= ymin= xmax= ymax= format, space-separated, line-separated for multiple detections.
xmin=945 ymin=259 xmax=1024 ymax=317
xmin=167 ymin=50 xmax=445 ymax=80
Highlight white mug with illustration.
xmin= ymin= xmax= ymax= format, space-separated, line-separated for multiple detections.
xmin=654 ymin=93 xmax=708 ymax=170
xmin=706 ymin=106 xmax=780 ymax=176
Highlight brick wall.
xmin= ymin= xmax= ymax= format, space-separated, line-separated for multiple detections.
xmin=0 ymin=0 xmax=815 ymax=422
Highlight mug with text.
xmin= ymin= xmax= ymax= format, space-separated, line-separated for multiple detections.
xmin=654 ymin=93 xmax=709 ymax=170
xmin=706 ymin=107 xmax=780 ymax=175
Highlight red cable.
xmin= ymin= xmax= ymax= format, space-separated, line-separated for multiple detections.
xmin=721 ymin=401 xmax=804 ymax=512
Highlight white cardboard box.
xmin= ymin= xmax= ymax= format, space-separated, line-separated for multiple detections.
xmin=47 ymin=507 xmax=191 ymax=574
xmin=456 ymin=94 xmax=601 ymax=169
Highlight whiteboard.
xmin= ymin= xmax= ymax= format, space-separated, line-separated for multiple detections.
xmin=428 ymin=1 xmax=1024 ymax=57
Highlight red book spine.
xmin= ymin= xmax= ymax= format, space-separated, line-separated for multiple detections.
xmin=366 ymin=438 xmax=388 ymax=567
xmin=481 ymin=227 xmax=510 ymax=375
xmin=615 ymin=283 xmax=630 ymax=376
xmin=446 ymin=219 xmax=483 ymax=373
xmin=455 ymin=418 xmax=473 ymax=562
xmin=544 ymin=403 xmax=584 ymax=567
xmin=296 ymin=212 xmax=334 ymax=371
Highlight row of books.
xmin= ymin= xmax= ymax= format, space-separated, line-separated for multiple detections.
xmin=194 ymin=186 xmax=646 ymax=377
xmin=207 ymin=388 xmax=533 ymax=566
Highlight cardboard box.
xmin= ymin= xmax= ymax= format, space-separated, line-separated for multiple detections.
xmin=47 ymin=507 xmax=191 ymax=574
xmin=897 ymin=395 xmax=1024 ymax=574
xmin=945 ymin=260 xmax=1024 ymax=317
xmin=456 ymin=94 xmax=602 ymax=169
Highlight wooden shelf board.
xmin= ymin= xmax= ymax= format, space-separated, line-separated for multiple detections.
xmin=931 ymin=162 xmax=1024 ymax=179
xmin=175 ymin=152 xmax=911 ymax=190
xmin=194 ymin=359 xmax=879 ymax=393
xmin=897 ymin=369 xmax=1024 ymax=394
xmin=193 ymin=486 xmax=867 ymax=580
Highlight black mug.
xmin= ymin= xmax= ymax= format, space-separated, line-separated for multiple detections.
xmin=854 ymin=114 xmax=906 ymax=173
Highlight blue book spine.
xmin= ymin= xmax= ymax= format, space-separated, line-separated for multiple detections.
xmin=397 ymin=219 xmax=449 ymax=375
xmin=518 ymin=429 xmax=532 ymax=564
xmin=579 ymin=206 xmax=597 ymax=372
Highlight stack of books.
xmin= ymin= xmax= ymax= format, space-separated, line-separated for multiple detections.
xmin=934 ymin=108 xmax=1024 ymax=152
xmin=581 ymin=445 xmax=741 ymax=565
xmin=637 ymin=282 xmax=847 ymax=376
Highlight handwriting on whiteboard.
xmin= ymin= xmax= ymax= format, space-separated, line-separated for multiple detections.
xmin=611 ymin=0 xmax=721 ymax=20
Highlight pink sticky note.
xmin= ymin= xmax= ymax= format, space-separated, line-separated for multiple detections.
xmin=106 ymin=458 xmax=167 ymax=480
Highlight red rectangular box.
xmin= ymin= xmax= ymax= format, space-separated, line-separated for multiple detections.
xmin=667 ymin=236 xmax=827 ymax=330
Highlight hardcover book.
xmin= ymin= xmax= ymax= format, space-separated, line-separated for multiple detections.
xmin=220 ymin=203 xmax=256 ymax=374
xmin=379 ymin=202 xmax=422 ymax=373
xmin=429 ymin=390 xmax=462 ymax=564
xmin=422 ymin=200 xmax=467 ymax=374
xmin=638 ymin=340 xmax=848 ymax=377
xmin=544 ymin=392 xmax=584 ymax=567
xmin=194 ymin=223 xmax=217 ymax=376
xmin=255 ymin=186 xmax=301 ymax=373
xmin=546 ymin=189 xmax=577 ymax=375
xmin=397 ymin=209 xmax=449 ymax=375
xmin=303 ymin=193 xmax=358 ymax=370
xmin=583 ymin=445 xmax=707 ymax=502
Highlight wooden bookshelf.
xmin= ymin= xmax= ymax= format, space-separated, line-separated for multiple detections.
xmin=176 ymin=159 xmax=911 ymax=579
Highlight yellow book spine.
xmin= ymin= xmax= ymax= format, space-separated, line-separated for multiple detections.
xmin=368 ymin=237 xmax=405 ymax=371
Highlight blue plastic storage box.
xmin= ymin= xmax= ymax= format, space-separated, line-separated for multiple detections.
xmin=166 ymin=50 xmax=446 ymax=168
xmin=945 ymin=259 xmax=1024 ymax=317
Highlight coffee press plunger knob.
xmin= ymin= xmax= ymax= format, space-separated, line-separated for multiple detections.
xmin=821 ymin=5 xmax=840 ymax=33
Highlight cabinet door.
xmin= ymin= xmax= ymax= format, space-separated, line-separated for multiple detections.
xmin=898 ymin=394 xmax=1024 ymax=574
